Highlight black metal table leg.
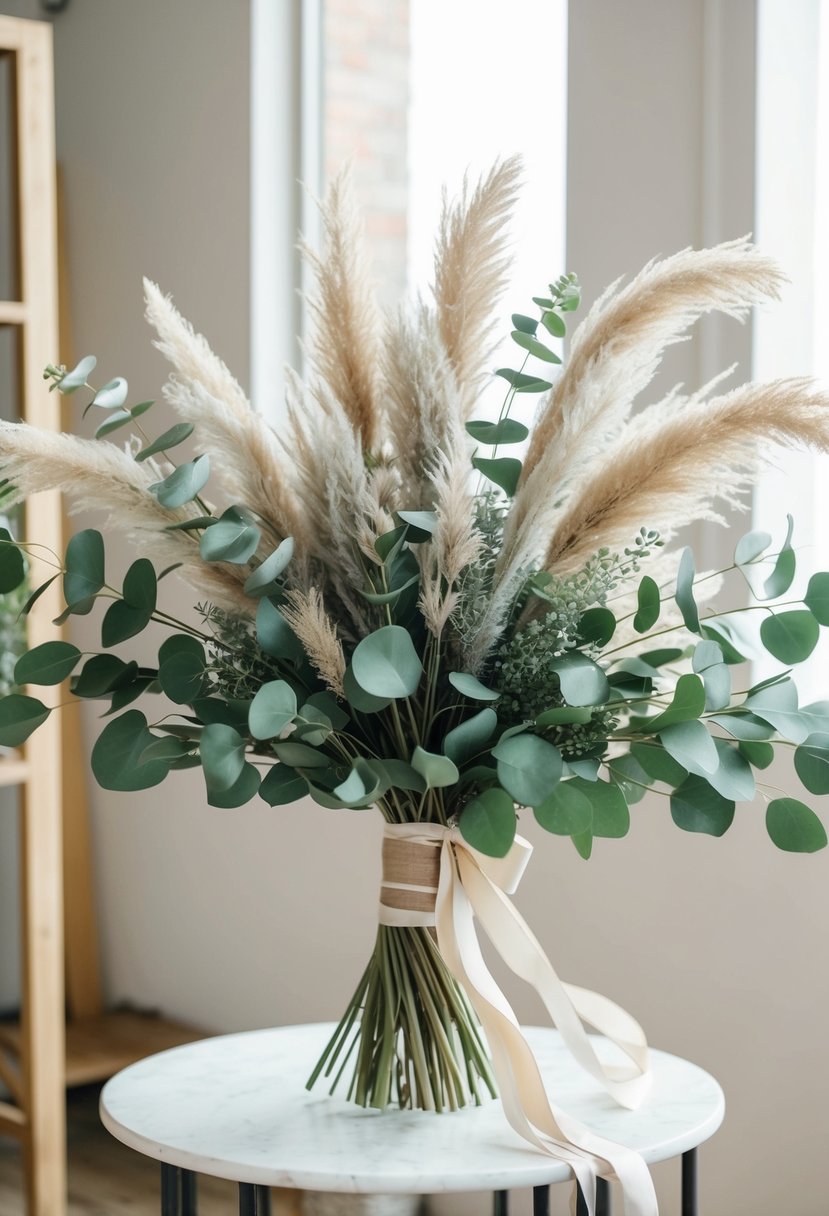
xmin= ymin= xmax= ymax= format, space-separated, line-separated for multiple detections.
xmin=239 ymin=1183 xmax=272 ymax=1216
xmin=532 ymin=1185 xmax=550 ymax=1216
xmin=181 ymin=1169 xmax=198 ymax=1216
xmin=596 ymin=1177 xmax=611 ymax=1215
xmin=161 ymin=1164 xmax=181 ymax=1216
xmin=493 ymin=1191 xmax=509 ymax=1216
xmin=682 ymin=1148 xmax=698 ymax=1216
xmin=575 ymin=1183 xmax=588 ymax=1216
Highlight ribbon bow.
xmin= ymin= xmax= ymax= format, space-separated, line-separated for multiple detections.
xmin=379 ymin=823 xmax=658 ymax=1216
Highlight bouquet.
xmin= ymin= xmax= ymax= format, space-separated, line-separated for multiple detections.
xmin=2 ymin=158 xmax=829 ymax=1213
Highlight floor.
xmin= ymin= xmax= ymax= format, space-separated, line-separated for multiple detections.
xmin=0 ymin=1085 xmax=301 ymax=1216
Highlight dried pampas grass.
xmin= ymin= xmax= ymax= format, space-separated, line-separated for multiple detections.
xmin=282 ymin=587 xmax=346 ymax=697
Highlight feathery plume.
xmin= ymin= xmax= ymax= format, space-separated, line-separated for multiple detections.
xmin=302 ymin=168 xmax=382 ymax=449
xmin=544 ymin=379 xmax=829 ymax=574
xmin=144 ymin=280 xmax=303 ymax=548
xmin=0 ymin=421 xmax=252 ymax=615
xmin=433 ymin=156 xmax=522 ymax=415
xmin=282 ymin=587 xmax=346 ymax=698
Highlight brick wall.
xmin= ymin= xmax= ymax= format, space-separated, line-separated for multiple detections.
xmin=324 ymin=0 xmax=410 ymax=309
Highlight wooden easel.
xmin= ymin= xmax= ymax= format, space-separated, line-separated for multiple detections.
xmin=0 ymin=17 xmax=204 ymax=1215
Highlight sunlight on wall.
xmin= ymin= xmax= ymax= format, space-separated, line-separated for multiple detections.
xmin=408 ymin=0 xmax=567 ymax=425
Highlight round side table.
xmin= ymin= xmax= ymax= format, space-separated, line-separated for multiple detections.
xmin=99 ymin=1023 xmax=724 ymax=1216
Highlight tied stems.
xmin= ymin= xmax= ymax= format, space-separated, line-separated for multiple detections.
xmin=307 ymin=924 xmax=496 ymax=1111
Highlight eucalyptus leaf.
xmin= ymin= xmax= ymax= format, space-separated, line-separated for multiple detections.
xmin=158 ymin=636 xmax=206 ymax=704
xmin=0 ymin=694 xmax=50 ymax=747
xmin=64 ymin=528 xmax=105 ymax=609
xmin=541 ymin=310 xmax=567 ymax=338
xmin=633 ymin=576 xmax=660 ymax=633
xmin=735 ymin=529 xmax=772 ymax=567
xmin=495 ymin=368 xmax=553 ymax=393
xmin=352 ymin=626 xmax=423 ymax=699
xmin=91 ymin=377 xmax=128 ymax=409
xmin=15 ymin=641 xmax=80 ymax=686
xmin=244 ymin=538 xmax=295 ymax=596
xmin=448 ymin=671 xmax=500 ymax=701
xmin=647 ymin=674 xmax=705 ymax=730
xmin=91 ymin=709 xmax=169 ymax=791
xmin=411 ymin=747 xmax=459 ymax=789
xmin=256 ymin=598 xmax=304 ymax=662
xmin=135 ymin=423 xmax=194 ymax=462
xmin=534 ymin=781 xmax=592 ymax=835
xmin=551 ymin=652 xmax=609 ymax=706
xmin=472 ymin=456 xmax=522 ymax=496
xmin=738 ymin=740 xmax=775 ymax=769
xmin=670 ymin=775 xmax=735 ymax=836
xmin=94 ymin=409 xmax=133 ymax=439
xmin=760 ymin=611 xmax=819 ymax=665
xmin=0 ymin=531 xmax=24 ymax=594
xmin=200 ymin=506 xmax=261 ymax=565
xmin=207 ymin=762 xmax=260 ymax=809
xmin=459 ymin=787 xmax=516 ymax=857
xmin=199 ymin=723 xmax=246 ymax=793
xmin=794 ymin=733 xmax=829 ymax=794
xmin=492 ymin=734 xmax=562 ymax=806
xmin=675 ymin=547 xmax=700 ymax=633
xmin=577 ymin=607 xmax=616 ymax=647
xmin=443 ymin=707 xmax=497 ymax=765
xmin=535 ymin=706 xmax=594 ymax=726
xmin=659 ymin=719 xmax=719 ymax=775
xmin=804 ymin=572 xmax=829 ymax=625
xmin=150 ymin=455 xmax=210 ymax=509
xmin=607 ymin=753 xmax=650 ymax=804
xmin=466 ymin=419 xmax=529 ymax=445
xmin=706 ymin=737 xmax=756 ymax=802
xmin=259 ymin=764 xmax=309 ymax=806
xmin=511 ymin=313 xmax=538 ymax=334
xmin=57 ymin=354 xmax=96 ymax=393
xmin=708 ymin=711 xmax=777 ymax=742
xmin=766 ymin=797 xmax=827 ymax=852
xmin=762 ymin=515 xmax=796 ymax=599
xmin=273 ymin=741 xmax=331 ymax=769
xmin=73 ymin=654 xmax=135 ymax=698
xmin=249 ymin=680 xmax=298 ymax=740
xmin=569 ymin=777 xmax=630 ymax=838
xmin=510 ymin=330 xmax=561 ymax=363
xmin=343 ymin=664 xmax=391 ymax=714
xmin=630 ymin=742 xmax=687 ymax=787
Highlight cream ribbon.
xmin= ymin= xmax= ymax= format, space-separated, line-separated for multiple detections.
xmin=378 ymin=823 xmax=658 ymax=1216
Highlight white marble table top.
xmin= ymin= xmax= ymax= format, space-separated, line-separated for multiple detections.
xmin=99 ymin=1023 xmax=724 ymax=1194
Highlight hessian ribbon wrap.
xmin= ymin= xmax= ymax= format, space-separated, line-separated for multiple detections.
xmin=378 ymin=822 xmax=658 ymax=1216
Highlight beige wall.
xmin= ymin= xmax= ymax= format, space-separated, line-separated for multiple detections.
xmin=0 ymin=4 xmax=825 ymax=1215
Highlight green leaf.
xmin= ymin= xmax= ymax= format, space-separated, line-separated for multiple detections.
xmin=396 ymin=510 xmax=438 ymax=540
xmin=535 ymin=705 xmax=594 ymax=726
xmin=763 ymin=515 xmax=796 ymax=598
xmin=256 ymin=598 xmax=304 ymax=662
xmin=192 ymin=696 xmax=249 ymax=728
xmin=0 ymin=694 xmax=50 ymax=746
xmin=495 ymin=368 xmax=553 ymax=393
xmin=571 ymin=831 xmax=593 ymax=860
xmin=352 ymin=626 xmax=423 ymax=699
xmin=448 ymin=671 xmax=500 ymax=702
xmin=632 ymin=575 xmax=660 ymax=633
xmin=294 ymin=703 xmax=332 ymax=747
xmin=164 ymin=516 xmax=216 ymax=533
xmin=670 ymin=775 xmax=735 ymax=836
xmin=411 ymin=747 xmax=459 ymax=789
xmin=735 ymin=529 xmax=772 ymax=567
xmin=472 ymin=456 xmax=522 ymax=496
xmin=374 ymin=524 xmax=408 ymax=562
xmin=139 ymin=736 xmax=193 ymax=764
xmin=534 ymin=781 xmax=592 ymax=835
xmin=511 ymin=313 xmax=538 ymax=334
xmin=91 ymin=710 xmax=170 ymax=791
xmin=706 ymin=737 xmax=755 ymax=801
xmin=630 ymin=742 xmax=687 ymax=787
xmin=443 ymin=708 xmax=497 ymax=765
xmin=134 ymin=423 xmax=194 ymax=462
xmin=57 ymin=354 xmax=96 ymax=393
xmin=199 ymin=723 xmax=246 ymax=794
xmin=675 ymin=547 xmax=700 ymax=633
xmin=701 ymin=615 xmax=758 ymax=664
xmin=766 ymin=797 xmax=827 ymax=852
xmin=73 ymin=654 xmax=135 ymax=698
xmin=577 ymin=607 xmax=616 ymax=647
xmin=760 ymin=611 xmax=819 ymax=665
xmin=0 ymin=531 xmax=25 ymax=593
xmin=359 ymin=572 xmax=420 ymax=606
xmin=466 ymin=419 xmax=529 ymax=445
xmin=304 ymin=690 xmax=349 ymax=731
xmin=804 ymin=572 xmax=829 ymax=626
xmin=541 ymin=310 xmax=567 ymax=338
xmin=551 ymin=652 xmax=609 ymax=706
xmin=200 ymin=506 xmax=261 ymax=565
xmin=94 ymin=409 xmax=132 ymax=439
xmin=370 ymin=758 xmax=426 ymax=794
xmin=102 ymin=559 xmax=157 ymax=647
xmin=459 ymin=787 xmax=516 ymax=857
xmin=692 ymin=640 xmax=731 ymax=712
xmin=244 ymin=538 xmax=294 ymax=596
xmin=510 ymin=330 xmax=561 ymax=363
xmin=158 ymin=636 xmax=206 ymax=704
xmin=647 ymin=674 xmax=706 ymax=730
xmin=343 ymin=664 xmax=391 ymax=713
xmin=492 ymin=734 xmax=562 ymax=806
xmin=738 ymin=739 xmax=775 ymax=769
xmin=14 ymin=641 xmax=80 ymax=687
xmin=249 ymin=680 xmax=298 ymax=741
xmin=569 ymin=777 xmax=630 ymax=838
xmin=607 ymin=753 xmax=650 ymax=803
xmin=259 ymin=764 xmax=309 ymax=806
xmin=64 ymin=529 xmax=105 ymax=609
xmin=659 ymin=719 xmax=719 ymax=775
xmin=709 ymin=710 xmax=777 ymax=741
xmin=273 ymin=740 xmax=331 ymax=769
xmin=21 ymin=573 xmax=59 ymax=616
xmin=794 ymin=733 xmax=829 ymax=794
xmin=207 ymin=762 xmax=260 ymax=808
xmin=150 ymin=455 xmax=210 ymax=508
xmin=91 ymin=377 xmax=128 ymax=409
